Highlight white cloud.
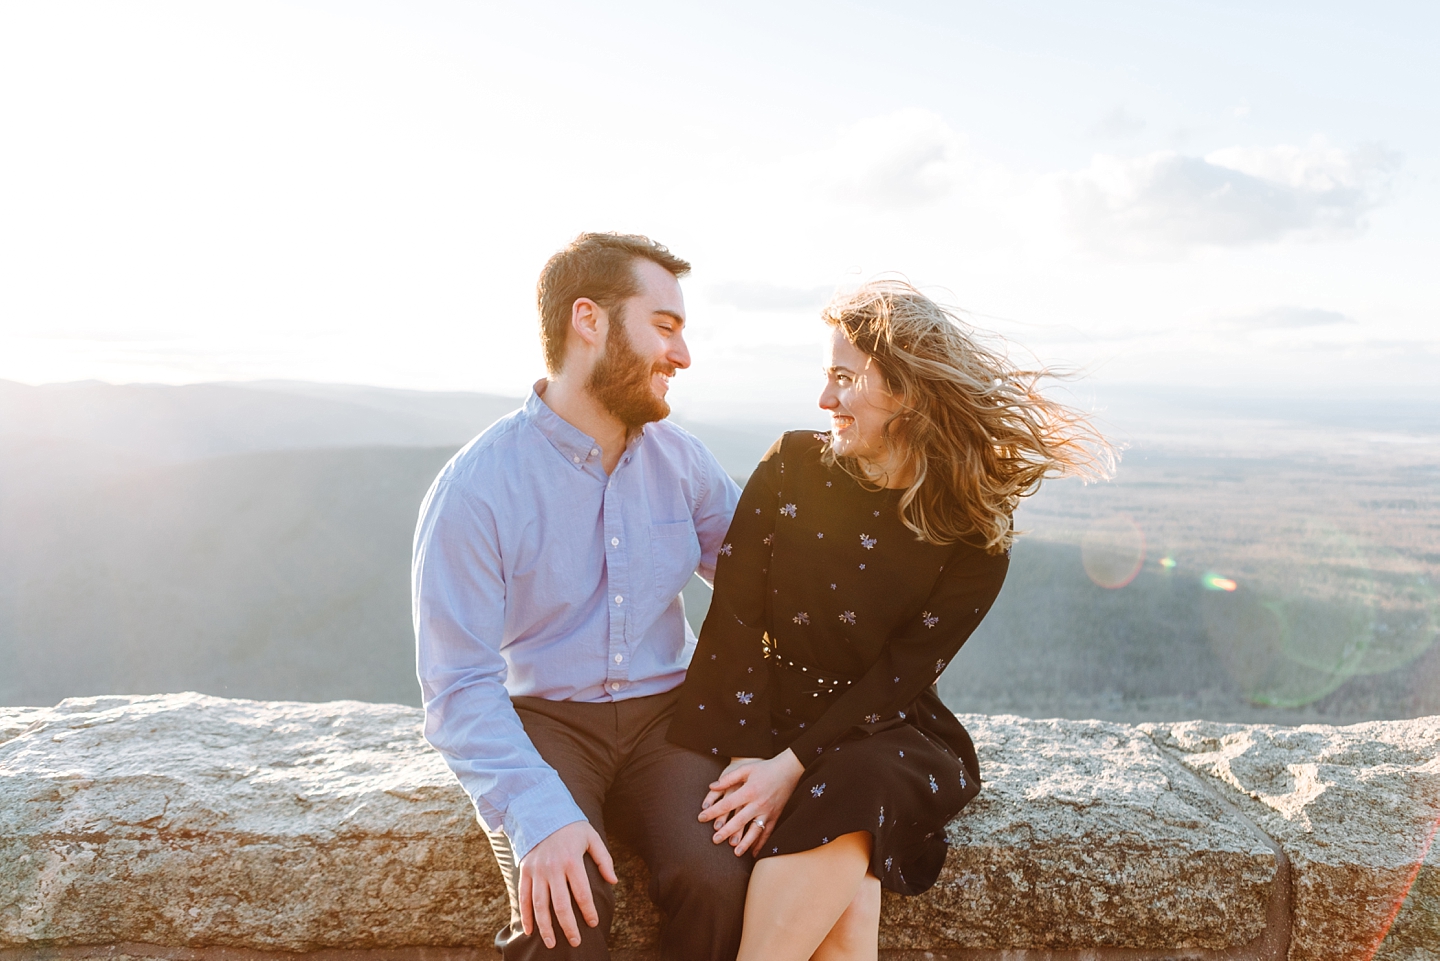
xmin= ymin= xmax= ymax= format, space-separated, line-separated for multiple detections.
xmin=1058 ymin=139 xmax=1398 ymax=256
xmin=832 ymin=108 xmax=968 ymax=207
xmin=707 ymin=282 xmax=836 ymax=312
xmin=1222 ymin=306 xmax=1356 ymax=330
xmin=1088 ymin=106 xmax=1147 ymax=141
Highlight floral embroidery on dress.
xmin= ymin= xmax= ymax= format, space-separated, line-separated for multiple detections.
xmin=928 ymin=774 xmax=939 ymax=793
xmin=739 ymin=719 xmax=746 ymax=725
xmin=873 ymin=510 xmax=881 ymax=517
xmin=898 ymin=750 xmax=904 ymax=758
xmin=959 ymin=770 xmax=967 ymax=789
xmin=719 ymin=543 xmax=733 ymax=556
xmin=825 ymin=480 xmax=832 ymax=487
xmin=858 ymin=563 xmax=866 ymax=570
xmin=860 ymin=534 xmax=876 ymax=550
xmin=813 ymin=432 xmax=828 ymax=442
xmin=878 ymin=806 xmax=885 ymax=826
xmin=934 ymin=657 xmax=947 ymax=673
xmin=830 ymin=583 xmax=837 ymax=590
xmin=884 ymin=856 xmax=894 ymax=871
xmin=816 ymin=532 xmax=824 ymax=539
xmin=780 ymin=503 xmax=797 ymax=518
xmin=922 ymin=611 xmax=939 ymax=629
xmin=898 ymin=710 xmax=907 ymax=719
xmin=793 ymin=612 xmax=810 ymax=625
xmin=711 ymin=747 xmax=718 ymax=754
xmin=763 ymin=533 xmax=774 ymax=546
xmin=698 ymin=704 xmax=705 ymax=710
xmin=839 ymin=610 xmax=856 ymax=625
xmin=864 ymin=713 xmax=881 ymax=724
xmin=736 ymin=691 xmax=754 ymax=704
xmin=811 ymin=782 xmax=826 ymax=798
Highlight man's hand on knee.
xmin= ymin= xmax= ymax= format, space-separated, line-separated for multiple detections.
xmin=517 ymin=821 xmax=618 ymax=949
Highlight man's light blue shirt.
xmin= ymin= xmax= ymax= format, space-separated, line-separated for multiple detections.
xmin=413 ymin=385 xmax=741 ymax=862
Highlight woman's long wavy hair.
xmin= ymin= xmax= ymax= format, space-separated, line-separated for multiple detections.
xmin=822 ymin=280 xmax=1114 ymax=554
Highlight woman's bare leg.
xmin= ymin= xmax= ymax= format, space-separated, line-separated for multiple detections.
xmin=811 ymin=873 xmax=881 ymax=961
xmin=735 ymin=831 xmax=872 ymax=961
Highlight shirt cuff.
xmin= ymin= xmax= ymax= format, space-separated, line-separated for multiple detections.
xmin=502 ymin=774 xmax=589 ymax=864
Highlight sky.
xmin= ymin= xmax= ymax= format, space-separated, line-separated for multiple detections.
xmin=2 ymin=1 xmax=1437 ymax=424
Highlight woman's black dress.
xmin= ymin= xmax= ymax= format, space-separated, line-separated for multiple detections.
xmin=668 ymin=431 xmax=1009 ymax=895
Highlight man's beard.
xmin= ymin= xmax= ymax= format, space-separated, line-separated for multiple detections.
xmin=586 ymin=307 xmax=673 ymax=430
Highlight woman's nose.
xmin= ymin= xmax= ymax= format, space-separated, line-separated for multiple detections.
xmin=818 ymin=384 xmax=838 ymax=410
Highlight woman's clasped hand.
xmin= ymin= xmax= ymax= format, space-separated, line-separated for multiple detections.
xmin=699 ymin=749 xmax=806 ymax=856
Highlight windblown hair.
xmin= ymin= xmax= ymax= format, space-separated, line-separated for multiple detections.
xmin=536 ymin=232 xmax=691 ymax=374
xmin=823 ymin=280 xmax=1114 ymax=554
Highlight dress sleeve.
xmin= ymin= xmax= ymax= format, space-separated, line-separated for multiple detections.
xmin=786 ymin=541 xmax=1010 ymax=762
xmin=666 ymin=436 xmax=784 ymax=759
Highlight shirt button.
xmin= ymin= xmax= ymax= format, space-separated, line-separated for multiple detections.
xmin=610 ymin=682 xmax=622 ymax=691
xmin=611 ymin=537 xmax=619 ymax=547
xmin=572 ymin=454 xmax=580 ymax=463
xmin=614 ymin=654 xmax=623 ymax=663
xmin=591 ymin=448 xmax=600 ymax=456
xmin=614 ymin=595 xmax=624 ymax=605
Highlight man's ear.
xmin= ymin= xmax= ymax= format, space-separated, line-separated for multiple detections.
xmin=571 ymin=297 xmax=606 ymax=350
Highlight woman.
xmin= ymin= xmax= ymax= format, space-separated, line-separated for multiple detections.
xmin=667 ymin=280 xmax=1111 ymax=960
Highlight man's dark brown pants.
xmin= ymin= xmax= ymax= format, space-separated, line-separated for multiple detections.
xmin=484 ymin=690 xmax=752 ymax=960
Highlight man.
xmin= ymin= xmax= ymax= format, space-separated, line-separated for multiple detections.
xmin=413 ymin=233 xmax=749 ymax=960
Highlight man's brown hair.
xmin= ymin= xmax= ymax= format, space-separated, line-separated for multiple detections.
xmin=536 ymin=232 xmax=691 ymax=374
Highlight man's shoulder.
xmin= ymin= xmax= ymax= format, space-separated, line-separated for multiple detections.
xmin=646 ymin=418 xmax=711 ymax=460
xmin=434 ymin=406 xmax=532 ymax=490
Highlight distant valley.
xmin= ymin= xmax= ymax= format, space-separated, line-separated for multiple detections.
xmin=2 ymin=379 xmax=1436 ymax=723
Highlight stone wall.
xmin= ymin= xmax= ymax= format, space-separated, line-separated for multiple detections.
xmin=1 ymin=695 xmax=1435 ymax=960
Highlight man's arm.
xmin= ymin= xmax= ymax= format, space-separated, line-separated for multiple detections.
xmin=689 ymin=440 xmax=743 ymax=585
xmin=412 ymin=475 xmax=587 ymax=860
xmin=414 ymin=475 xmax=617 ymax=948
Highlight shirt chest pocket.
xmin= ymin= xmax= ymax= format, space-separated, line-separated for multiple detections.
xmin=651 ymin=519 xmax=695 ymax=540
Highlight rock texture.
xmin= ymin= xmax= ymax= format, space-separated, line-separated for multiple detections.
xmin=0 ymin=694 xmax=1435 ymax=959
xmin=885 ymin=715 xmax=1276 ymax=952
xmin=1147 ymin=719 xmax=1440 ymax=961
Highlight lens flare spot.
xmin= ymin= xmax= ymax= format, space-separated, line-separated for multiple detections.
xmin=1201 ymin=521 xmax=1391 ymax=708
xmin=1081 ymin=515 xmax=1146 ymax=589
xmin=1203 ymin=573 xmax=1238 ymax=592
xmin=1159 ymin=556 xmax=1177 ymax=570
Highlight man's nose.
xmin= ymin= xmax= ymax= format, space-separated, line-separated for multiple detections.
xmin=668 ymin=332 xmax=691 ymax=370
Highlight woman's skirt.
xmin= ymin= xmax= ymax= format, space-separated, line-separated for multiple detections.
xmin=760 ymin=688 xmax=981 ymax=895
